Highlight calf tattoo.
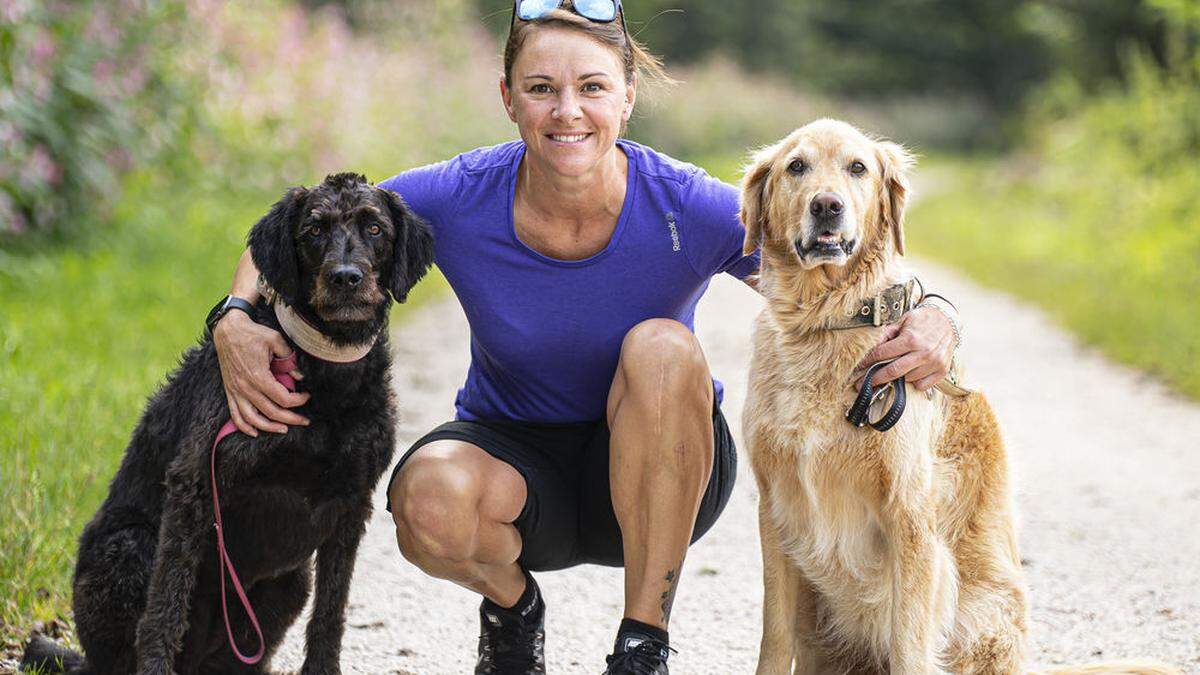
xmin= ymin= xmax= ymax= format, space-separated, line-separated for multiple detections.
xmin=660 ymin=567 xmax=680 ymax=624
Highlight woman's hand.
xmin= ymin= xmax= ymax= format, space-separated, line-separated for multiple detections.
xmin=853 ymin=305 xmax=956 ymax=392
xmin=213 ymin=310 xmax=310 ymax=436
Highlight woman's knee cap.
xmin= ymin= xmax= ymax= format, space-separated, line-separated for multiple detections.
xmin=391 ymin=460 xmax=479 ymax=562
xmin=619 ymin=319 xmax=707 ymax=380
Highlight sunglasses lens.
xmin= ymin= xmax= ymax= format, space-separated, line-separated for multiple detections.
xmin=516 ymin=0 xmax=560 ymax=20
xmin=574 ymin=0 xmax=617 ymax=21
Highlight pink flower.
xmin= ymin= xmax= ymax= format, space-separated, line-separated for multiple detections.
xmin=30 ymin=29 xmax=57 ymax=69
xmin=28 ymin=144 xmax=63 ymax=187
xmin=0 ymin=0 xmax=27 ymax=23
xmin=0 ymin=191 xmax=27 ymax=235
xmin=11 ymin=211 xmax=28 ymax=234
xmin=120 ymin=62 xmax=146 ymax=97
xmin=85 ymin=8 xmax=118 ymax=49
xmin=93 ymin=59 xmax=117 ymax=93
xmin=0 ymin=121 xmax=19 ymax=146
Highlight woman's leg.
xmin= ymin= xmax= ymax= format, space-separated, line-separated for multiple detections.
xmin=606 ymin=318 xmax=715 ymax=629
xmin=389 ymin=440 xmax=528 ymax=606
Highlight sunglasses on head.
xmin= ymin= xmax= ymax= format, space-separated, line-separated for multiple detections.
xmin=513 ymin=0 xmax=628 ymax=32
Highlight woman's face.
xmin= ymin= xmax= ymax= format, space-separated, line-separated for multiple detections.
xmin=501 ymin=26 xmax=636 ymax=178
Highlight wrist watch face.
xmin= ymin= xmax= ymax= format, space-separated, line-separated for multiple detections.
xmin=206 ymin=295 xmax=231 ymax=332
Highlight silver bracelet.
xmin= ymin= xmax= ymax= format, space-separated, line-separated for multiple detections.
xmin=916 ymin=298 xmax=962 ymax=351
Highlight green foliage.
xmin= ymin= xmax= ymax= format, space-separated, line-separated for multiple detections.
xmin=189 ymin=1 xmax=513 ymax=193
xmin=0 ymin=0 xmax=199 ymax=240
xmin=908 ymin=59 xmax=1200 ymax=398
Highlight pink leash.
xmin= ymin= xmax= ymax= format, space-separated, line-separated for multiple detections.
xmin=210 ymin=353 xmax=298 ymax=665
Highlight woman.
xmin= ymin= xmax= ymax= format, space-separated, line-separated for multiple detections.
xmin=212 ymin=2 xmax=959 ymax=673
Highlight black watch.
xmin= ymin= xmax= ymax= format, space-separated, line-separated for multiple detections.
xmin=205 ymin=295 xmax=256 ymax=336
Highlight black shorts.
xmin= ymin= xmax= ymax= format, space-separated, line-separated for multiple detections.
xmin=385 ymin=400 xmax=737 ymax=572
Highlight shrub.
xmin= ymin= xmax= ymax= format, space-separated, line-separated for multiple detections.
xmin=0 ymin=0 xmax=197 ymax=241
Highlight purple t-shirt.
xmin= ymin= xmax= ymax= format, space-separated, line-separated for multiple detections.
xmin=379 ymin=139 xmax=759 ymax=423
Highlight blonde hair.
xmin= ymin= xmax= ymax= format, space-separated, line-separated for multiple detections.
xmin=503 ymin=4 xmax=672 ymax=88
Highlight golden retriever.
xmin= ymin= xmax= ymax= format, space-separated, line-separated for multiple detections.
xmin=739 ymin=119 xmax=1180 ymax=675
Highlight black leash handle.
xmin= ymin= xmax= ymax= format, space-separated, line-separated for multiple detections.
xmin=846 ymin=359 xmax=907 ymax=432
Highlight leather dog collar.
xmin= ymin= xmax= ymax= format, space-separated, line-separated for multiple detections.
xmin=259 ymin=275 xmax=380 ymax=363
xmin=827 ymin=279 xmax=918 ymax=330
xmin=273 ymin=301 xmax=379 ymax=364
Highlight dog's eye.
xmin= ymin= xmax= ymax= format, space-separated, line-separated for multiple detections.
xmin=850 ymin=161 xmax=867 ymax=176
xmin=367 ymin=224 xmax=382 ymax=237
xmin=308 ymin=226 xmax=323 ymax=237
xmin=787 ymin=159 xmax=807 ymax=174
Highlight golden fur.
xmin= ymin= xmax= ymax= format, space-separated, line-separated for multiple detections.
xmin=740 ymin=119 xmax=1180 ymax=675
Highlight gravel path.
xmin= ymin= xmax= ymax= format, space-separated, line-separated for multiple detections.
xmin=274 ymin=262 xmax=1200 ymax=674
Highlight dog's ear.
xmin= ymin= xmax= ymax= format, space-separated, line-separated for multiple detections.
xmin=740 ymin=144 xmax=778 ymax=255
xmin=247 ymin=186 xmax=308 ymax=305
xmin=381 ymin=188 xmax=434 ymax=303
xmin=875 ymin=141 xmax=914 ymax=257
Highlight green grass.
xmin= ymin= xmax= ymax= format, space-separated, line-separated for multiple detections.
xmin=907 ymin=154 xmax=1200 ymax=399
xmin=0 ymin=170 xmax=446 ymax=648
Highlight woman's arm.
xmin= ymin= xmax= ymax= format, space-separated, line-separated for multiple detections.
xmin=212 ymin=249 xmax=310 ymax=436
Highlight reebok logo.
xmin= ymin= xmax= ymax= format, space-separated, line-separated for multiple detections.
xmin=665 ymin=212 xmax=681 ymax=252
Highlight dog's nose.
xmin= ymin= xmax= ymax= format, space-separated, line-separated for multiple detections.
xmin=809 ymin=192 xmax=844 ymax=219
xmin=329 ymin=265 xmax=364 ymax=288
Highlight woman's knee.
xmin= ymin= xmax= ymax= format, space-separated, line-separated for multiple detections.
xmin=613 ymin=319 xmax=712 ymax=405
xmin=390 ymin=451 xmax=482 ymax=565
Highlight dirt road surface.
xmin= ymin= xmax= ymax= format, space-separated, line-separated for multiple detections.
xmin=274 ymin=261 xmax=1200 ymax=674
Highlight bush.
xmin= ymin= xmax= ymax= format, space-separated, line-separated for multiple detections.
xmin=0 ymin=0 xmax=200 ymax=241
xmin=185 ymin=1 xmax=514 ymax=193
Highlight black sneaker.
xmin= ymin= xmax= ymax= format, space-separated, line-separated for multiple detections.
xmin=475 ymin=580 xmax=546 ymax=675
xmin=602 ymin=635 xmax=673 ymax=675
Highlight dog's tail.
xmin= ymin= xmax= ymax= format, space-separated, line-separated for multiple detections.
xmin=19 ymin=635 xmax=90 ymax=674
xmin=1029 ymin=661 xmax=1184 ymax=675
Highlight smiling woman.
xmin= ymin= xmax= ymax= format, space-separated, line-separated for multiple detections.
xmin=208 ymin=2 xmax=958 ymax=673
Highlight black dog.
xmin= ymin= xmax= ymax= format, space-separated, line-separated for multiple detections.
xmin=22 ymin=173 xmax=433 ymax=674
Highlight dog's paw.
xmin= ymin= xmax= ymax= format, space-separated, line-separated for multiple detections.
xmin=299 ymin=663 xmax=340 ymax=675
xmin=299 ymin=668 xmax=340 ymax=675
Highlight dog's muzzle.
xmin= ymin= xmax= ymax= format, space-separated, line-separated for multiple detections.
xmin=796 ymin=228 xmax=857 ymax=260
xmin=796 ymin=192 xmax=856 ymax=260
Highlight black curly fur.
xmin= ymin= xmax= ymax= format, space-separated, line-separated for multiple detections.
xmin=21 ymin=174 xmax=433 ymax=675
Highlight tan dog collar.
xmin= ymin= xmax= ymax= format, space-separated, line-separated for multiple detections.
xmin=273 ymin=301 xmax=378 ymax=363
xmin=258 ymin=274 xmax=379 ymax=363
xmin=826 ymin=280 xmax=918 ymax=330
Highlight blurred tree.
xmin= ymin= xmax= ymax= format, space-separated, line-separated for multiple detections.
xmin=472 ymin=0 xmax=1193 ymax=114
xmin=1028 ymin=0 xmax=1172 ymax=88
